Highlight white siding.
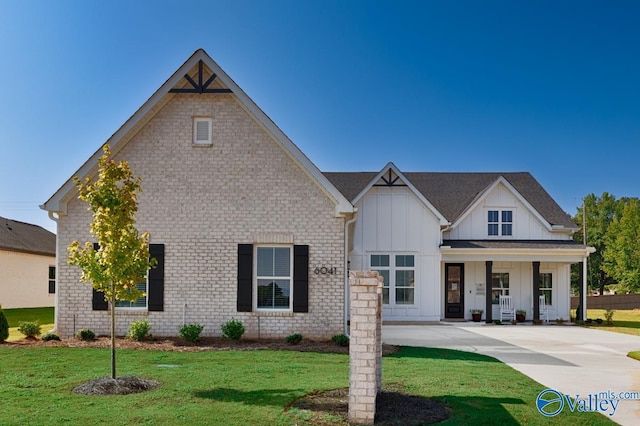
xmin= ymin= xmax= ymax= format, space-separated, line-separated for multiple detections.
xmin=445 ymin=182 xmax=570 ymax=240
xmin=463 ymin=261 xmax=571 ymax=321
xmin=351 ymin=186 xmax=441 ymax=320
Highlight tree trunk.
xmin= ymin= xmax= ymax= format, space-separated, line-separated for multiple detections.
xmin=110 ymin=294 xmax=116 ymax=379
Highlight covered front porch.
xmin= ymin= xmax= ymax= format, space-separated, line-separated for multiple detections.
xmin=440 ymin=240 xmax=594 ymax=323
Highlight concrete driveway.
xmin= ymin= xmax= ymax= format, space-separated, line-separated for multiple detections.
xmin=382 ymin=323 xmax=640 ymax=425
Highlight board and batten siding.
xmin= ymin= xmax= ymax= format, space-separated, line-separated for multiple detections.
xmin=445 ymin=182 xmax=572 ymax=241
xmin=349 ymin=186 xmax=442 ymax=320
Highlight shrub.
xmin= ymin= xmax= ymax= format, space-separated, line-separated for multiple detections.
xmin=180 ymin=323 xmax=204 ymax=342
xmin=330 ymin=334 xmax=349 ymax=346
xmin=41 ymin=332 xmax=61 ymax=341
xmin=127 ymin=319 xmax=151 ymax=341
xmin=221 ymin=318 xmax=245 ymax=340
xmin=605 ymin=309 xmax=615 ymax=325
xmin=76 ymin=328 xmax=96 ymax=341
xmin=0 ymin=305 xmax=8 ymax=343
xmin=18 ymin=321 xmax=41 ymax=338
xmin=286 ymin=333 xmax=303 ymax=345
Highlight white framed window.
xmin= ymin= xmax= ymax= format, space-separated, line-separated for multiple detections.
xmin=193 ymin=117 xmax=212 ymax=145
xmin=115 ymin=281 xmax=147 ymax=309
xmin=371 ymin=255 xmax=390 ymax=304
xmin=491 ymin=272 xmax=509 ymax=304
xmin=488 ymin=209 xmax=513 ymax=236
xmin=256 ymin=246 xmax=292 ymax=310
xmin=370 ymin=254 xmax=415 ymax=306
xmin=540 ymin=273 xmax=552 ymax=305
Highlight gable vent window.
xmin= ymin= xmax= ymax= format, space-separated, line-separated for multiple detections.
xmin=193 ymin=117 xmax=212 ymax=146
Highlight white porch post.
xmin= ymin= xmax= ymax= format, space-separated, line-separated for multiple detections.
xmin=581 ymin=257 xmax=588 ymax=321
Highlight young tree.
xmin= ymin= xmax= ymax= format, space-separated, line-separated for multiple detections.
xmin=68 ymin=144 xmax=155 ymax=379
xmin=603 ymin=198 xmax=640 ymax=293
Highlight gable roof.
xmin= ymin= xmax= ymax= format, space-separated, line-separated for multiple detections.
xmin=0 ymin=216 xmax=56 ymax=256
xmin=323 ymin=170 xmax=577 ymax=229
xmin=42 ymin=49 xmax=354 ymax=217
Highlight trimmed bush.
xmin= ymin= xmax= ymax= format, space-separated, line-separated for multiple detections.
xmin=41 ymin=332 xmax=61 ymax=341
xmin=126 ymin=319 xmax=151 ymax=341
xmin=330 ymin=334 xmax=349 ymax=346
xmin=18 ymin=321 xmax=41 ymax=338
xmin=221 ymin=318 xmax=245 ymax=340
xmin=76 ymin=328 xmax=96 ymax=341
xmin=0 ymin=305 xmax=8 ymax=343
xmin=180 ymin=323 xmax=204 ymax=343
xmin=285 ymin=333 xmax=303 ymax=345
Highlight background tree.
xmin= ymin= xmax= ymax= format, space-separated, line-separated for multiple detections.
xmin=572 ymin=193 xmax=619 ymax=295
xmin=68 ymin=144 xmax=155 ymax=379
xmin=603 ymin=198 xmax=640 ymax=293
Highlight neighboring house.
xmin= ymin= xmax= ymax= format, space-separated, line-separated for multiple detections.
xmin=42 ymin=49 xmax=592 ymax=338
xmin=0 ymin=216 xmax=56 ymax=308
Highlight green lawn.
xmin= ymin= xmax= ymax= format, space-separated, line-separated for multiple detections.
xmin=3 ymin=307 xmax=54 ymax=327
xmin=0 ymin=345 xmax=613 ymax=425
xmin=2 ymin=307 xmax=55 ymax=342
xmin=578 ymin=309 xmax=640 ymax=337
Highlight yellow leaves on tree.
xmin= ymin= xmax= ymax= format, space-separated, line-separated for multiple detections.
xmin=67 ymin=144 xmax=156 ymax=303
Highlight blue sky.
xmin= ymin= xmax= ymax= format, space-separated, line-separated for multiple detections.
xmin=1 ymin=1 xmax=639 ymax=233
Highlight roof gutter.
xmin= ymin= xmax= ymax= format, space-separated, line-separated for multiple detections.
xmin=343 ymin=210 xmax=358 ymax=337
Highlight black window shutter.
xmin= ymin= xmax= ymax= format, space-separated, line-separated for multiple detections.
xmin=293 ymin=245 xmax=309 ymax=313
xmin=147 ymin=244 xmax=165 ymax=311
xmin=91 ymin=243 xmax=108 ymax=310
xmin=237 ymin=244 xmax=253 ymax=312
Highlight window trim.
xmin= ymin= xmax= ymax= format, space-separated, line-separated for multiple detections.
xmin=254 ymin=244 xmax=294 ymax=312
xmin=491 ymin=272 xmax=510 ymax=304
xmin=369 ymin=253 xmax=416 ymax=306
xmin=114 ymin=279 xmax=148 ymax=310
xmin=487 ymin=209 xmax=514 ymax=237
xmin=539 ymin=272 xmax=553 ymax=306
xmin=193 ymin=117 xmax=213 ymax=146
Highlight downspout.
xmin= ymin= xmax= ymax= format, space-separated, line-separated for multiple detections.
xmin=344 ymin=212 xmax=358 ymax=337
xmin=47 ymin=211 xmax=60 ymax=334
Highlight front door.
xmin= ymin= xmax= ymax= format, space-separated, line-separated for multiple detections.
xmin=445 ymin=263 xmax=464 ymax=318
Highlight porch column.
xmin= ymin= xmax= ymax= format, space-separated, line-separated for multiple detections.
xmin=532 ymin=261 xmax=540 ymax=321
xmin=485 ymin=261 xmax=493 ymax=323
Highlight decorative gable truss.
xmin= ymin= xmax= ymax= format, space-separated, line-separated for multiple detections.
xmin=353 ymin=163 xmax=449 ymax=227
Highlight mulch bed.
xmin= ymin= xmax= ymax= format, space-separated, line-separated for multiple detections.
xmin=6 ymin=335 xmax=399 ymax=355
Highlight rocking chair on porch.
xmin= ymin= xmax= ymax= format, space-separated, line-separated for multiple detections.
xmin=539 ymin=295 xmax=550 ymax=323
xmin=499 ymin=295 xmax=516 ymax=322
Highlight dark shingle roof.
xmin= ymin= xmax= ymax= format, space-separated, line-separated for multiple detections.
xmin=323 ymin=171 xmax=577 ymax=229
xmin=0 ymin=217 xmax=56 ymax=256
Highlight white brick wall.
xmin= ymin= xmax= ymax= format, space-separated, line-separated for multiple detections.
xmin=55 ymin=93 xmax=346 ymax=339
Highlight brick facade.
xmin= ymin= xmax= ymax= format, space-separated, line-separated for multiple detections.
xmin=55 ymin=91 xmax=347 ymax=339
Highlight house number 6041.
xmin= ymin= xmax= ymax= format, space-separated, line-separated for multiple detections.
xmin=314 ymin=266 xmax=337 ymax=275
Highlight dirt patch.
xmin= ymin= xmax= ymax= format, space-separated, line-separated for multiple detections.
xmin=73 ymin=376 xmax=160 ymax=395
xmin=287 ymin=385 xmax=450 ymax=425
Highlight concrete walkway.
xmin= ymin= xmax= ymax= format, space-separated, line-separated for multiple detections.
xmin=382 ymin=323 xmax=640 ymax=425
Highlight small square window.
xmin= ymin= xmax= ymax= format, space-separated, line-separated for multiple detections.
xmin=193 ymin=117 xmax=212 ymax=145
